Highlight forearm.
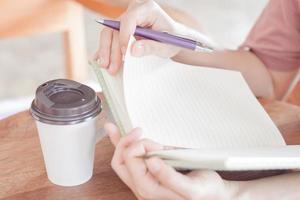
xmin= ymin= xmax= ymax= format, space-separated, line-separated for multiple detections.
xmin=233 ymin=172 xmax=300 ymax=200
xmin=171 ymin=22 xmax=300 ymax=99
xmin=173 ymin=49 xmax=275 ymax=98
xmin=170 ymin=22 xmax=274 ymax=98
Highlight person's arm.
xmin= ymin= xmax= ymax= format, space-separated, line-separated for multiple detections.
xmin=171 ymin=0 xmax=300 ymax=100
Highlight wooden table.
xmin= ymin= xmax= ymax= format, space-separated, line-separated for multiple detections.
xmin=1 ymin=94 xmax=300 ymax=200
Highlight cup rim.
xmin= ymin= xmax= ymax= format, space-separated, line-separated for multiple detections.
xmin=30 ymin=99 xmax=102 ymax=125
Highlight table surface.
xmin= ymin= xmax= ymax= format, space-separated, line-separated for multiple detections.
xmin=1 ymin=93 xmax=300 ymax=200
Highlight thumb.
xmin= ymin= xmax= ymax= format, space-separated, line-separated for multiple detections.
xmin=131 ymin=40 xmax=180 ymax=58
xmin=145 ymin=157 xmax=194 ymax=199
xmin=104 ymin=123 xmax=121 ymax=147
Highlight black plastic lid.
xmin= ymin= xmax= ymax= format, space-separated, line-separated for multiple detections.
xmin=30 ymin=79 xmax=102 ymax=125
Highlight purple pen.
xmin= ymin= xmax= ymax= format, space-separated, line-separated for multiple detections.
xmin=96 ymin=19 xmax=213 ymax=52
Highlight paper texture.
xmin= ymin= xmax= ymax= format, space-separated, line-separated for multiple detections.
xmin=91 ymin=36 xmax=291 ymax=170
xmin=123 ymin=36 xmax=285 ymax=149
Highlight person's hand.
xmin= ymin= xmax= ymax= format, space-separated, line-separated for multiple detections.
xmin=93 ymin=0 xmax=181 ymax=75
xmin=105 ymin=122 xmax=237 ymax=200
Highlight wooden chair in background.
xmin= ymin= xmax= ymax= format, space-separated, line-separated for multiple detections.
xmin=0 ymin=0 xmax=87 ymax=82
xmin=0 ymin=0 xmax=127 ymax=82
xmin=76 ymin=0 xmax=124 ymax=18
xmin=0 ymin=0 xmax=201 ymax=83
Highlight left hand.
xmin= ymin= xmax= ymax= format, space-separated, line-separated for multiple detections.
xmin=105 ymin=123 xmax=237 ymax=200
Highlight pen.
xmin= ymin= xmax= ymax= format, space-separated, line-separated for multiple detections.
xmin=96 ymin=18 xmax=214 ymax=52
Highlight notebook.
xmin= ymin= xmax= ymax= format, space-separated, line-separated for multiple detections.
xmin=91 ymin=36 xmax=300 ymax=171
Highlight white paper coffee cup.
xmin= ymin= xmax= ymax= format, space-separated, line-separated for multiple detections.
xmin=30 ymin=79 xmax=102 ymax=186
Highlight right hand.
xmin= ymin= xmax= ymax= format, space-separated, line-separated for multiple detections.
xmin=93 ymin=0 xmax=181 ymax=75
xmin=105 ymin=123 xmax=236 ymax=200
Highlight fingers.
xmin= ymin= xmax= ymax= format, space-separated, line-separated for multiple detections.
xmin=112 ymin=128 xmax=142 ymax=164
xmin=119 ymin=14 xmax=138 ymax=55
xmin=104 ymin=123 xmax=121 ymax=147
xmin=131 ymin=40 xmax=180 ymax=58
xmin=123 ymin=140 xmax=183 ymax=200
xmin=119 ymin=1 xmax=144 ymax=53
xmin=96 ymin=28 xmax=122 ymax=75
xmin=97 ymin=28 xmax=113 ymax=68
xmin=123 ymin=139 xmax=163 ymax=180
xmin=109 ymin=131 xmax=184 ymax=200
xmin=119 ymin=0 xmax=156 ymax=54
xmin=94 ymin=0 xmax=180 ymax=76
xmin=145 ymin=157 xmax=195 ymax=199
xmin=108 ymin=31 xmax=123 ymax=75
xmin=110 ymin=128 xmax=142 ymax=188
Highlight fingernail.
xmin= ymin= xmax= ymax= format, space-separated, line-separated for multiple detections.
xmin=132 ymin=42 xmax=144 ymax=57
xmin=146 ymin=158 xmax=161 ymax=173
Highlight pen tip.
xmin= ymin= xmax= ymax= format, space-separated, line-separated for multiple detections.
xmin=95 ymin=18 xmax=104 ymax=24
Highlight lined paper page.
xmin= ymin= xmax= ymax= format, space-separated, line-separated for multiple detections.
xmin=123 ymin=36 xmax=285 ymax=149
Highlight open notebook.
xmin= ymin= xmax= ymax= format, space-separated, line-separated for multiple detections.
xmin=91 ymin=36 xmax=300 ymax=171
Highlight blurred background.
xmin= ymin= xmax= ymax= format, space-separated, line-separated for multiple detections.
xmin=0 ymin=0 xmax=271 ymax=119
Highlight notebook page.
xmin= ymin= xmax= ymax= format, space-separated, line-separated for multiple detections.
xmin=123 ymin=36 xmax=285 ymax=149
